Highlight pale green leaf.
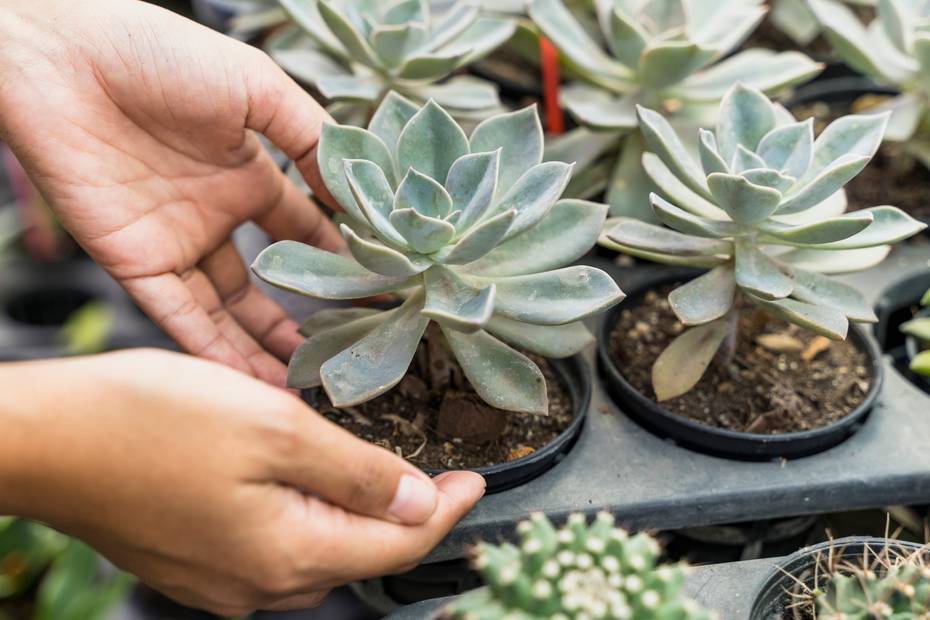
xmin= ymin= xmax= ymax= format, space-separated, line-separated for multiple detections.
xmin=561 ymin=84 xmax=638 ymax=131
xmin=698 ymin=129 xmax=729 ymax=176
xmin=638 ymin=41 xmax=717 ymax=90
xmin=799 ymin=206 xmax=926 ymax=249
xmin=716 ymin=83 xmax=776 ymax=162
xmin=423 ymin=266 xmax=495 ymax=332
xmin=673 ymin=49 xmax=823 ymax=102
xmin=388 ymin=209 xmax=456 ymax=254
xmin=910 ymin=350 xmax=930 ymax=376
xmin=607 ymin=217 xmax=733 ymax=256
xmin=445 ymin=150 xmax=500 ymax=231
xmin=650 ymin=193 xmax=738 ymax=238
xmin=397 ymin=100 xmax=469 ymax=182
xmin=492 ymin=162 xmax=573 ymax=239
xmin=669 ymin=265 xmax=736 ymax=325
xmin=759 ymin=212 xmax=874 ymax=245
xmin=606 ymin=7 xmax=648 ymax=68
xmin=757 ymin=119 xmax=814 ymax=179
xmin=344 ymin=159 xmax=406 ymax=246
xmin=485 ymin=315 xmax=593 ymax=358
xmin=777 ymin=155 xmax=870 ymax=215
xmin=643 ymin=151 xmax=728 ymax=220
xmin=734 ymin=239 xmax=794 ymax=299
xmin=298 ymin=307 xmax=383 ymax=337
xmin=318 ymin=0 xmax=381 ymax=68
xmin=799 ymin=113 xmax=889 ymax=186
xmin=707 ymin=173 xmax=782 ymax=224
xmin=751 ymin=295 xmax=849 ymax=340
xmin=368 ymin=91 xmax=419 ymax=158
xmin=436 ymin=210 xmax=516 ymax=265
xmin=317 ymin=75 xmax=384 ymax=101
xmin=394 ymin=167 xmax=453 ymax=218
xmin=636 ymin=105 xmax=712 ymax=201
xmin=288 ymin=312 xmax=390 ymax=388
xmin=902 ymin=317 xmax=930 ymax=341
xmin=319 ymin=124 xmax=396 ymax=222
xmin=469 ymin=106 xmax=544 ymax=191
xmin=342 ymin=224 xmax=432 ymax=276
xmin=777 ymin=245 xmax=891 ymax=274
xmin=396 ymin=52 xmax=467 ymax=80
xmin=790 ymin=268 xmax=877 ymax=322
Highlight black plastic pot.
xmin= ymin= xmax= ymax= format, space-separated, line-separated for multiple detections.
xmin=750 ymin=536 xmax=927 ymax=620
xmin=597 ymin=270 xmax=884 ymax=461
xmin=307 ymin=354 xmax=590 ymax=496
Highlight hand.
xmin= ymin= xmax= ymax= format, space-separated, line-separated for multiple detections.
xmin=0 ymin=350 xmax=485 ymax=615
xmin=0 ymin=0 xmax=340 ymax=387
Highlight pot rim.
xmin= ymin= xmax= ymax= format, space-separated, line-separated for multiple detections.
xmin=596 ymin=269 xmax=884 ymax=460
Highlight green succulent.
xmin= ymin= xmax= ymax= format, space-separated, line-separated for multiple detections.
xmin=266 ymin=0 xmax=515 ymax=123
xmin=603 ymin=83 xmax=926 ymax=401
xmin=814 ymin=545 xmax=930 ymax=619
xmin=810 ymin=0 xmax=930 ymax=169
xmin=901 ymin=286 xmax=930 ymax=377
xmin=252 ymin=93 xmax=624 ymax=414
xmin=526 ymin=0 xmax=822 ymax=222
xmin=447 ymin=512 xmax=717 ymax=620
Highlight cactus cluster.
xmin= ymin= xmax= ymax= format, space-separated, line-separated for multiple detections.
xmin=527 ymin=0 xmax=822 ymax=221
xmin=267 ymin=0 xmax=515 ymax=122
xmin=810 ymin=0 xmax=930 ymax=168
xmin=901 ymin=287 xmax=930 ymax=377
xmin=446 ymin=512 xmax=716 ymax=620
xmin=252 ymin=93 xmax=624 ymax=414
xmin=603 ymin=83 xmax=925 ymax=401
xmin=815 ymin=545 xmax=930 ymax=619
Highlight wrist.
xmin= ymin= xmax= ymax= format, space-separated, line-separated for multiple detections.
xmin=0 ymin=360 xmax=47 ymax=516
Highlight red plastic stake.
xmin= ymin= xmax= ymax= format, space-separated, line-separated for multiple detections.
xmin=539 ymin=36 xmax=565 ymax=135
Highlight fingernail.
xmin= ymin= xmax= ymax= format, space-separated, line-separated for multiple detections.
xmin=388 ymin=474 xmax=438 ymax=524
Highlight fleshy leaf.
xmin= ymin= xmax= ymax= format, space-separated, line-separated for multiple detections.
xmin=491 ymin=162 xmax=574 ymax=239
xmin=799 ymin=113 xmax=889 ymax=185
xmin=442 ymin=327 xmax=548 ymax=414
xmin=757 ymin=119 xmax=814 ymax=180
xmin=642 ymin=152 xmax=727 ymax=220
xmin=669 ymin=265 xmax=736 ymax=326
xmin=298 ymin=307 xmax=383 ymax=337
xmin=368 ymin=91 xmax=419 ymax=159
xmin=251 ymin=241 xmax=415 ymax=299
xmin=397 ymin=52 xmax=468 ymax=80
xmin=560 ymin=84 xmax=638 ymax=131
xmin=485 ymin=315 xmax=593 ymax=358
xmin=317 ymin=0 xmax=381 ymax=68
xmin=777 ymin=155 xmax=871 ymax=215
xmin=606 ymin=7 xmax=648 ymax=68
xmin=465 ymin=200 xmax=607 ymax=277
xmin=317 ymin=75 xmax=384 ymax=101
xmin=388 ymin=209 xmax=456 ymax=254
xmin=607 ymin=132 xmax=657 ymax=221
xmin=638 ymin=41 xmax=717 ymax=90
xmin=370 ymin=23 xmax=427 ymax=68
xmin=799 ymin=206 xmax=927 ymax=249
xmin=759 ymin=212 xmax=875 ymax=245
xmin=740 ymin=169 xmax=795 ymax=194
xmin=707 ymin=173 xmax=783 ymax=224
xmin=673 ymin=49 xmax=823 ymax=101
xmin=342 ymin=224 xmax=432 ymax=276
xmin=445 ymin=150 xmax=500 ymax=231
xmin=319 ymin=123 xmax=396 ymax=223
xmin=480 ymin=266 xmax=625 ymax=325
xmin=750 ymin=296 xmax=849 ymax=340
xmin=637 ymin=106 xmax=712 ymax=201
xmin=397 ymin=100 xmax=470 ymax=182
xmin=734 ymin=239 xmax=794 ymax=300
xmin=394 ymin=168 xmax=453 ymax=218
xmin=902 ymin=317 xmax=930 ymax=341
xmin=422 ymin=266 xmax=495 ymax=333
xmin=435 ymin=210 xmax=516 ymax=265
xmin=698 ymin=129 xmax=729 ymax=176
xmin=652 ymin=319 xmax=731 ymax=402
xmin=911 ymin=350 xmax=930 ymax=376
xmin=731 ymin=145 xmax=768 ymax=173
xmin=288 ymin=312 xmax=390 ymax=388
xmin=716 ymin=84 xmax=777 ymax=162
xmin=789 ymin=268 xmax=877 ymax=322
xmin=320 ymin=291 xmax=430 ymax=406
xmin=650 ymin=193 xmax=738 ymax=238
xmin=469 ymin=106 xmax=545 ymax=191
xmin=607 ymin=217 xmax=733 ymax=256
xmin=344 ymin=159 xmax=406 ymax=246
xmin=777 ymin=246 xmax=891 ymax=274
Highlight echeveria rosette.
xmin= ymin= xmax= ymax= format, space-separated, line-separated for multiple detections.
xmin=266 ymin=0 xmax=515 ymax=123
xmin=447 ymin=512 xmax=717 ymax=620
xmin=603 ymin=83 xmax=926 ymax=402
xmin=251 ymin=93 xmax=624 ymax=415
xmin=527 ymin=0 xmax=823 ymax=222
xmin=811 ymin=0 xmax=930 ymax=167
xmin=901 ymin=286 xmax=930 ymax=377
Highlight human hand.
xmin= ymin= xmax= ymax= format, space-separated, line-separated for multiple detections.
xmin=0 ymin=0 xmax=341 ymax=387
xmin=0 ymin=349 xmax=485 ymax=615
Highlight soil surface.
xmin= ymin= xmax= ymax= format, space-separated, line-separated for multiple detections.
xmin=306 ymin=328 xmax=575 ymax=470
xmin=608 ymin=286 xmax=872 ymax=434
xmin=792 ymin=98 xmax=930 ymax=222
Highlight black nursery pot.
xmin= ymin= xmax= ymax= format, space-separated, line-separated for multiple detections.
xmin=904 ymin=307 xmax=930 ymax=394
xmin=424 ymin=355 xmax=590 ymax=495
xmin=750 ymin=537 xmax=926 ymax=620
xmin=596 ymin=271 xmax=884 ymax=461
xmin=307 ymin=355 xmax=591 ymax=496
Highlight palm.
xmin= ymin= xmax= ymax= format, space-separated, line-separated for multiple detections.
xmin=0 ymin=0 xmax=340 ymax=385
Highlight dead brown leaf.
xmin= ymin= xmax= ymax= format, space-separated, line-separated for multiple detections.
xmin=802 ymin=336 xmax=832 ymax=361
xmin=756 ymin=333 xmax=804 ymax=353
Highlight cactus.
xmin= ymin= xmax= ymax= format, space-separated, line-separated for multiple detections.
xmin=603 ymin=83 xmax=925 ymax=401
xmin=446 ymin=512 xmax=717 ymax=620
xmin=266 ymin=0 xmax=516 ymax=123
xmin=810 ymin=0 xmax=930 ymax=169
xmin=901 ymin=287 xmax=930 ymax=377
xmin=526 ymin=0 xmax=822 ymax=222
xmin=251 ymin=93 xmax=624 ymax=414
xmin=810 ymin=542 xmax=930 ymax=620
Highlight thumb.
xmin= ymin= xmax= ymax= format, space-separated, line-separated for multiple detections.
xmin=274 ymin=406 xmax=448 ymax=526
xmin=242 ymin=49 xmax=338 ymax=209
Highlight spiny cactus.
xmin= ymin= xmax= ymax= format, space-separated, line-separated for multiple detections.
xmin=446 ymin=512 xmax=717 ymax=620
xmin=901 ymin=287 xmax=930 ymax=378
xmin=266 ymin=0 xmax=515 ymax=123
xmin=252 ymin=93 xmax=624 ymax=414
xmin=810 ymin=0 xmax=930 ymax=169
xmin=603 ymin=83 xmax=925 ymax=401
xmin=527 ymin=0 xmax=822 ymax=221
xmin=814 ymin=544 xmax=930 ymax=619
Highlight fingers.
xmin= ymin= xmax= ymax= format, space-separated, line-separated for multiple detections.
xmin=273 ymin=413 xmax=449 ymax=525
xmin=295 ymin=471 xmax=486 ymax=586
xmin=261 ymin=591 xmax=329 ymax=611
xmin=121 ymin=270 xmax=288 ymax=387
xmin=198 ymin=241 xmax=304 ymax=362
xmin=243 ymin=50 xmax=338 ymax=209
xmin=254 ymin=169 xmax=343 ymax=253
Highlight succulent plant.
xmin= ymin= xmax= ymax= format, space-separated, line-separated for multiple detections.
xmin=446 ymin=512 xmax=717 ymax=620
xmin=603 ymin=83 xmax=926 ymax=401
xmin=901 ymin=287 xmax=930 ymax=377
xmin=527 ymin=0 xmax=822 ymax=222
xmin=251 ymin=93 xmax=624 ymax=414
xmin=810 ymin=0 xmax=930 ymax=168
xmin=809 ymin=541 xmax=930 ymax=620
xmin=768 ymin=0 xmax=874 ymax=48
xmin=266 ymin=0 xmax=516 ymax=123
